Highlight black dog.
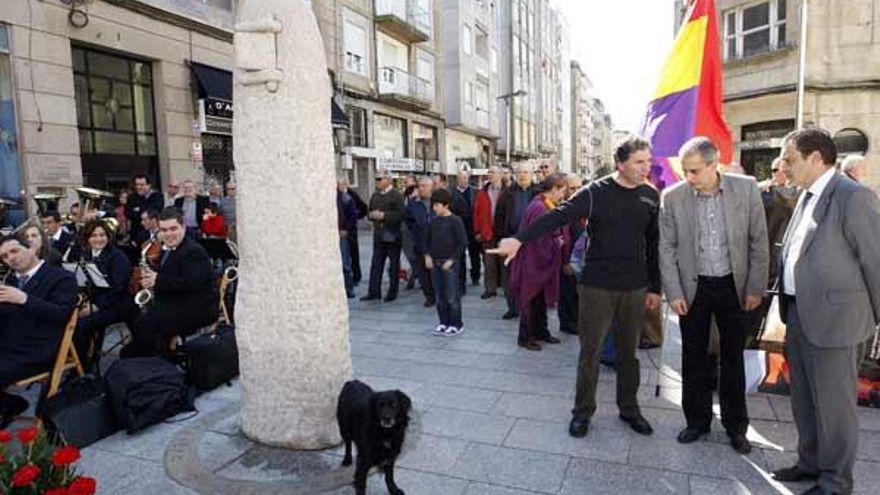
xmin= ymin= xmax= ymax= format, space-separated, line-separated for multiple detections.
xmin=337 ymin=380 xmax=411 ymax=495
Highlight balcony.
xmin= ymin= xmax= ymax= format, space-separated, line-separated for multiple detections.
xmin=379 ymin=67 xmax=434 ymax=109
xmin=375 ymin=0 xmax=431 ymax=43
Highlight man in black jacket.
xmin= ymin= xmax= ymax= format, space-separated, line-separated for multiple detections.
xmin=127 ymin=174 xmax=164 ymax=247
xmin=123 ymin=208 xmax=218 ymax=358
xmin=493 ymin=163 xmax=538 ymax=319
xmin=42 ymin=211 xmax=74 ymax=257
xmin=344 ymin=181 xmax=368 ymax=285
xmin=174 ymin=180 xmax=212 ymax=238
xmin=450 ymin=169 xmax=481 ymax=293
xmin=361 ymin=170 xmax=405 ymax=303
xmin=0 ymin=235 xmax=78 ymax=427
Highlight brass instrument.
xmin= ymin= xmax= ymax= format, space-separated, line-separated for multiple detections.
xmin=218 ymin=240 xmax=239 ymax=324
xmin=75 ymin=187 xmax=114 ymax=216
xmin=33 ymin=193 xmax=62 ymax=218
xmin=134 ymin=242 xmax=156 ymax=310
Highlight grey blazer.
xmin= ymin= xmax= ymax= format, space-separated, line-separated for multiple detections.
xmin=659 ymin=173 xmax=769 ymax=307
xmin=778 ymin=172 xmax=880 ymax=348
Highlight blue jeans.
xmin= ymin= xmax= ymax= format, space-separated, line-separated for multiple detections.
xmin=340 ymin=236 xmax=354 ymax=296
xmin=433 ymin=260 xmax=462 ymax=327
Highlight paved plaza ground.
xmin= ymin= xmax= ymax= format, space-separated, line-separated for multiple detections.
xmin=72 ymin=236 xmax=880 ymax=494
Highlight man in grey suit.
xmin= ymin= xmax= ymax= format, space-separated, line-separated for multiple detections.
xmin=771 ymin=128 xmax=880 ymax=495
xmin=659 ymin=137 xmax=769 ymax=454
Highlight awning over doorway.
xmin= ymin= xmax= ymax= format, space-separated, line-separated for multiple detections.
xmin=190 ymin=62 xmax=232 ymax=101
xmin=331 ymin=99 xmax=350 ymax=129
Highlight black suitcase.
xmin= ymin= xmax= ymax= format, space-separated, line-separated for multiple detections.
xmin=179 ymin=324 xmax=239 ymax=390
xmin=39 ymin=376 xmax=120 ymax=447
xmin=105 ymin=357 xmax=196 ymax=433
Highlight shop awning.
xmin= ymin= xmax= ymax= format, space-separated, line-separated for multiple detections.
xmin=331 ymin=99 xmax=350 ymax=129
xmin=190 ymin=62 xmax=232 ymax=101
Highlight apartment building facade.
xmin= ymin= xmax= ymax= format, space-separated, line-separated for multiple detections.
xmin=310 ymin=0 xmax=444 ymax=197
xmin=442 ymin=0 xmax=499 ymax=176
xmin=0 ymin=0 xmax=237 ymax=222
xmin=716 ymin=0 xmax=879 ymax=189
xmin=570 ymin=61 xmax=593 ymax=178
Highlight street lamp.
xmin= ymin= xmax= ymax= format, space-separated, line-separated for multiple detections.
xmin=497 ymin=89 xmax=527 ymax=166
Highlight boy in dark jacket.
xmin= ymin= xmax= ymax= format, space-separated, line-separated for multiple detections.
xmin=425 ymin=189 xmax=467 ymax=337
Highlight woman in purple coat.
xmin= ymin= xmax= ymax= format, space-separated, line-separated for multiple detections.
xmin=509 ymin=173 xmax=569 ymax=350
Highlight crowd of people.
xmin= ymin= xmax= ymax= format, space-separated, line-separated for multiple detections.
xmin=1 ymin=125 xmax=877 ymax=494
xmin=0 ymin=177 xmax=235 ymax=428
xmin=337 ymin=129 xmax=876 ymax=495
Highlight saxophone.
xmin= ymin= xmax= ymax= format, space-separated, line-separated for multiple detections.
xmin=134 ymin=243 xmax=155 ymax=310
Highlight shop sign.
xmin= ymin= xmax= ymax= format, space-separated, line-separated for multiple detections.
xmin=378 ymin=157 xmax=419 ymax=172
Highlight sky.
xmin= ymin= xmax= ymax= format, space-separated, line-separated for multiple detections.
xmin=553 ymin=0 xmax=678 ymax=133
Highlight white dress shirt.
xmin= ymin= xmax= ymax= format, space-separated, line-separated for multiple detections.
xmin=782 ymin=167 xmax=837 ymax=295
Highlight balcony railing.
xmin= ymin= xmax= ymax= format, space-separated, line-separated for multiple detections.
xmin=375 ymin=0 xmax=431 ymax=43
xmin=378 ymin=67 xmax=434 ymax=108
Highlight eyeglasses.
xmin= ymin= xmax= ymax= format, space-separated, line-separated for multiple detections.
xmin=771 ymin=168 xmax=779 ymax=173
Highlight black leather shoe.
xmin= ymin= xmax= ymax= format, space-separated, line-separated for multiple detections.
xmin=729 ymin=433 xmax=752 ymax=454
xmin=405 ymin=278 xmax=415 ymax=290
xmin=360 ymin=295 xmax=380 ymax=301
xmin=620 ymin=413 xmax=653 ymax=435
xmin=502 ymin=310 xmax=519 ymax=320
xmin=543 ymin=335 xmax=561 ymax=344
xmin=569 ymin=417 xmax=590 ymax=438
xmin=480 ymin=291 xmax=497 ymax=299
xmin=771 ymin=465 xmax=819 ymax=483
xmin=423 ymin=298 xmax=435 ymax=307
xmin=676 ymin=427 xmax=710 ymax=444
xmin=383 ymin=294 xmax=397 ymax=303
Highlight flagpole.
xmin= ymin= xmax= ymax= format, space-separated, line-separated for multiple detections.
xmin=796 ymin=0 xmax=809 ymax=129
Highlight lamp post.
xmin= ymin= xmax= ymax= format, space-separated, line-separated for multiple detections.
xmin=497 ymin=89 xmax=527 ymax=165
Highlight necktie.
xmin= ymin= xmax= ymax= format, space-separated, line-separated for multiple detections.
xmin=160 ymin=250 xmax=170 ymax=268
xmin=784 ymin=191 xmax=814 ymax=263
xmin=18 ymin=275 xmax=29 ymax=288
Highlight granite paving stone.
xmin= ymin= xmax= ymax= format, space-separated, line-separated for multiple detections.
xmin=503 ymin=417 xmax=632 ymax=463
xmin=559 ymin=458 xmax=690 ymax=495
xmin=451 ymin=443 xmax=570 ymax=493
xmin=420 ymin=407 xmax=516 ymax=444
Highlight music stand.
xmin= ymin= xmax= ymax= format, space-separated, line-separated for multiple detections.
xmin=197 ymin=238 xmax=238 ymax=261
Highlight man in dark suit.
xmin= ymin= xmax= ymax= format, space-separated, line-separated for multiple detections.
xmin=450 ymin=168 xmax=481 ymax=292
xmin=123 ymin=208 xmax=218 ymax=358
xmin=127 ymin=174 xmax=164 ymax=248
xmin=0 ymin=235 xmax=78 ymax=427
xmin=174 ymin=180 xmax=211 ymax=238
xmin=361 ymin=170 xmax=406 ymax=303
xmin=771 ymin=128 xmax=880 ymax=495
xmin=42 ymin=211 xmax=74 ymax=257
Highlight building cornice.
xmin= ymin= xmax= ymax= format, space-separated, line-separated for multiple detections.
xmin=104 ymin=0 xmax=233 ymax=42
xmin=724 ymin=79 xmax=880 ymax=103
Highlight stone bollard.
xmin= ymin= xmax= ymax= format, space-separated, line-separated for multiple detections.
xmin=233 ymin=0 xmax=352 ymax=449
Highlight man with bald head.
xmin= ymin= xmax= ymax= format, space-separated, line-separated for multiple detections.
xmin=840 ymin=154 xmax=868 ymax=183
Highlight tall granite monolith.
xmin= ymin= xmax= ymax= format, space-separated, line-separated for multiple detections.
xmin=232 ymin=0 xmax=352 ymax=448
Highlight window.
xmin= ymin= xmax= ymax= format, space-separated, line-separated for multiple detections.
xmin=464 ymin=82 xmax=474 ymax=107
xmin=416 ymin=51 xmax=434 ymax=82
xmin=374 ymin=114 xmax=406 ymax=158
xmin=0 ymin=24 xmax=24 ymax=205
xmin=72 ymin=46 xmax=157 ymax=156
xmin=462 ymin=24 xmax=472 ymax=55
xmin=412 ymin=122 xmax=438 ymax=167
xmin=345 ymin=106 xmax=367 ymax=147
xmin=343 ymin=13 xmax=368 ymax=76
xmin=724 ymin=0 xmax=787 ymax=60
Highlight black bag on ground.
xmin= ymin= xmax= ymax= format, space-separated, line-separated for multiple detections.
xmin=38 ymin=375 xmax=120 ymax=447
xmin=104 ymin=357 xmax=195 ymax=434
xmin=179 ymin=324 xmax=239 ymax=391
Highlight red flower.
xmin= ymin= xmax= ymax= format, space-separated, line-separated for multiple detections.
xmin=11 ymin=464 xmax=41 ymax=486
xmin=16 ymin=427 xmax=39 ymax=444
xmin=67 ymin=477 xmax=96 ymax=495
xmin=51 ymin=446 xmax=81 ymax=467
xmin=0 ymin=430 xmax=12 ymax=443
xmin=43 ymin=489 xmax=69 ymax=495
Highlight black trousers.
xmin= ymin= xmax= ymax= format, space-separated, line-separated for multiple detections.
xmin=458 ymin=237 xmax=482 ymax=291
xmin=412 ymin=250 xmax=434 ymax=301
xmin=558 ymin=269 xmax=578 ymax=333
xmin=518 ymin=290 xmax=550 ymax=344
xmin=350 ymin=228 xmax=362 ymax=284
xmin=679 ymin=275 xmax=749 ymax=435
xmin=367 ymin=239 xmax=401 ymax=298
xmin=74 ymin=304 xmax=134 ymax=372
xmin=124 ymin=303 xmax=215 ymax=359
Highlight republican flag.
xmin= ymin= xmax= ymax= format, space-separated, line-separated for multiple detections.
xmin=640 ymin=0 xmax=732 ymax=189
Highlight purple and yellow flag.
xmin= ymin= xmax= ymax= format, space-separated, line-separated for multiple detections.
xmin=641 ymin=0 xmax=732 ymax=189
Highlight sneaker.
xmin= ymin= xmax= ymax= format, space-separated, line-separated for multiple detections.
xmin=445 ymin=326 xmax=462 ymax=336
xmin=432 ymin=324 xmax=447 ymax=335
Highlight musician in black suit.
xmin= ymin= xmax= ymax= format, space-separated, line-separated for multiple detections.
xmin=0 ymin=235 xmax=78 ymax=427
xmin=134 ymin=209 xmax=160 ymax=247
xmin=42 ymin=211 xmax=74 ymax=257
xmin=174 ymin=180 xmax=212 ymax=238
xmin=73 ymin=220 xmax=137 ymax=371
xmin=122 ymin=208 xmax=218 ymax=358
